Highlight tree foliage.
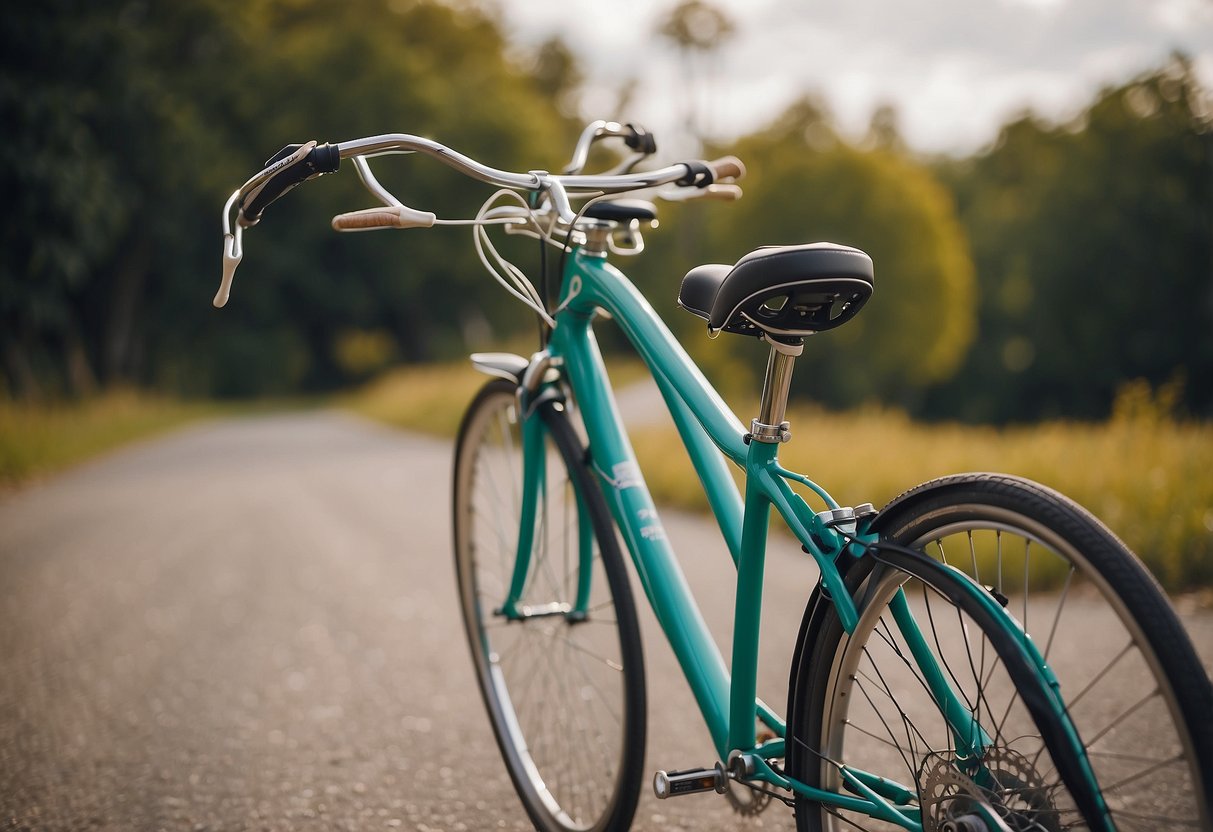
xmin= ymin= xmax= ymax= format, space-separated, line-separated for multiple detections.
xmin=3 ymin=7 xmax=1207 ymax=426
xmin=1 ymin=0 xmax=576 ymax=398
xmin=637 ymin=97 xmax=975 ymax=410
xmin=930 ymin=55 xmax=1212 ymax=422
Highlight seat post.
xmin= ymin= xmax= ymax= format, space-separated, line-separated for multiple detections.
xmin=750 ymin=336 xmax=804 ymax=444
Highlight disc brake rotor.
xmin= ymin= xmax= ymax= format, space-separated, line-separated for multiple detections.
xmin=724 ymin=778 xmax=773 ymax=816
xmin=919 ymin=749 xmax=1060 ymax=832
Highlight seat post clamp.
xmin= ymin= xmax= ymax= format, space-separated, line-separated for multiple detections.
xmin=749 ymin=419 xmax=791 ymax=444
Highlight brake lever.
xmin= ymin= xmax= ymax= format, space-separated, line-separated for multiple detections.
xmin=214 ymin=192 xmax=244 ymax=308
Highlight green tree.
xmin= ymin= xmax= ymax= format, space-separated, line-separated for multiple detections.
xmin=933 ymin=55 xmax=1213 ymax=421
xmin=649 ymin=98 xmax=975 ymax=410
xmin=2 ymin=0 xmax=580 ymax=399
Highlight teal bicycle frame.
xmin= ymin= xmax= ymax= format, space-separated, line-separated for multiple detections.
xmin=498 ymin=247 xmax=1107 ymax=829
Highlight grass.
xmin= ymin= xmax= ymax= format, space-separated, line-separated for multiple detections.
xmin=632 ymin=389 xmax=1213 ymax=591
xmin=15 ymin=364 xmax=1205 ymax=589
xmin=0 ymin=390 xmax=220 ymax=487
xmin=349 ymin=363 xmax=1213 ymax=591
xmin=342 ymin=354 xmax=652 ymax=436
xmin=342 ymin=362 xmax=487 ymax=437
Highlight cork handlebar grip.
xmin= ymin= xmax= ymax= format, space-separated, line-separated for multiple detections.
xmin=706 ymin=156 xmax=746 ymax=182
xmin=331 ymin=205 xmax=437 ymax=231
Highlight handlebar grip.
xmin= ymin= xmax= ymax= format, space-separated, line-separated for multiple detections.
xmin=239 ymin=141 xmax=341 ymax=226
xmin=676 ymin=155 xmax=747 ymax=188
xmin=331 ymin=205 xmax=436 ymax=231
xmin=706 ymin=156 xmax=745 ymax=182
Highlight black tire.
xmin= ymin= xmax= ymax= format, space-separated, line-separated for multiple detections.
xmin=452 ymin=379 xmax=646 ymax=832
xmin=789 ymin=473 xmax=1213 ymax=831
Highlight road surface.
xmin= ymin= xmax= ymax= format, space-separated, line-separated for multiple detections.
xmin=2 ymin=410 xmax=1210 ymax=831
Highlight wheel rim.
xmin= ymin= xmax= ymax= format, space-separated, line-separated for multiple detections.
xmin=455 ymin=392 xmax=631 ymax=830
xmin=818 ymin=508 xmax=1206 ymax=831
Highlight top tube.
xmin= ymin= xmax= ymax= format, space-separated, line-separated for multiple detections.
xmin=557 ymin=251 xmax=749 ymax=464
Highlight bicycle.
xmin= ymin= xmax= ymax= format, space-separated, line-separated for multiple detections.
xmin=215 ymin=121 xmax=1213 ymax=831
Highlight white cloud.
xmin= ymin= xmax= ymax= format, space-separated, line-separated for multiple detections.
xmin=489 ymin=0 xmax=1213 ymax=153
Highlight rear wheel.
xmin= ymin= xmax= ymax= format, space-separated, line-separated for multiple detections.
xmin=789 ymin=474 xmax=1212 ymax=831
xmin=452 ymin=379 xmax=646 ymax=832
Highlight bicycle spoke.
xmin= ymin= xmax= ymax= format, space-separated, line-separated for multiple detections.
xmin=796 ymin=487 xmax=1211 ymax=832
xmin=934 ymin=538 xmax=949 ymax=567
xmin=872 ymin=617 xmax=941 ymax=711
xmin=920 ymin=582 xmax=980 ymax=717
xmin=1067 ymin=641 xmax=1133 ymax=709
xmin=871 ymin=613 xmax=955 ymax=756
xmin=1101 ymin=750 xmax=1187 ymax=793
xmin=967 ymin=530 xmax=979 ymax=583
xmin=1102 ymin=807 xmax=1203 ymax=828
xmin=497 ymin=408 xmax=520 ymax=513
xmin=851 ymin=668 xmax=920 ymax=781
xmin=555 ymin=630 xmax=625 ymax=674
xmin=854 ymin=663 xmax=935 ymax=757
xmin=1043 ymin=564 xmax=1075 ymax=662
xmin=1083 ymin=686 xmax=1160 ymax=746
xmin=996 ymin=528 xmax=1003 ymax=596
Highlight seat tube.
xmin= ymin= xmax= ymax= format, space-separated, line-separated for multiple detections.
xmin=728 ymin=438 xmax=778 ymax=753
xmin=729 ymin=335 xmax=805 ymax=752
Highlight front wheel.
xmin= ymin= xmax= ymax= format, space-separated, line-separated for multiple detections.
xmin=788 ymin=473 xmax=1212 ymax=831
xmin=452 ymin=379 xmax=646 ymax=832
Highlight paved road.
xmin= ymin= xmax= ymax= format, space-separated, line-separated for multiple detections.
xmin=2 ymin=411 xmax=1210 ymax=831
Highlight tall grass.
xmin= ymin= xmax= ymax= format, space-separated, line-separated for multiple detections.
xmin=347 ymin=363 xmax=1213 ymax=590
xmin=343 ymin=363 xmax=486 ymax=437
xmin=0 ymin=391 xmax=217 ymax=487
xmin=632 ymin=381 xmax=1213 ymax=591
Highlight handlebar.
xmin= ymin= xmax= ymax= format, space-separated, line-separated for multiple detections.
xmin=563 ymin=120 xmax=658 ymax=175
xmin=239 ymin=141 xmax=341 ymax=226
xmin=216 ymin=128 xmax=745 ymax=307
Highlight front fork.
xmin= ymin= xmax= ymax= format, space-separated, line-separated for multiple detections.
xmin=495 ymin=378 xmax=595 ymax=623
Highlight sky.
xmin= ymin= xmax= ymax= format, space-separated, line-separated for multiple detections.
xmin=492 ymin=0 xmax=1213 ymax=155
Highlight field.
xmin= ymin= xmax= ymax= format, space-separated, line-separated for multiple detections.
xmin=4 ymin=366 xmax=1206 ymax=590
xmin=0 ymin=391 xmax=220 ymax=488
xmin=348 ymin=363 xmax=1213 ymax=591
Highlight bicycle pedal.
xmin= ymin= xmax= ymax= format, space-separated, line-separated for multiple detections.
xmin=653 ymin=763 xmax=728 ymax=798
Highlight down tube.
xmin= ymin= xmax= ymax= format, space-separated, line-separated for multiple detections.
xmin=551 ymin=312 xmax=733 ymax=759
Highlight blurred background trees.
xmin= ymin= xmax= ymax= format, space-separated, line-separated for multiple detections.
xmin=2 ymin=0 xmax=579 ymax=399
xmin=929 ymin=55 xmax=1213 ymax=422
xmin=2 ymin=1 xmax=1209 ymax=422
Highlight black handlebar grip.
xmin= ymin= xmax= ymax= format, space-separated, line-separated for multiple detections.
xmin=623 ymin=123 xmax=657 ymax=155
xmin=676 ymin=155 xmax=747 ymax=188
xmin=239 ymin=142 xmax=341 ymax=225
xmin=676 ymin=161 xmax=714 ymax=188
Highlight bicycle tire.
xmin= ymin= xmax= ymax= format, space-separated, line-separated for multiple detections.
xmin=452 ymin=378 xmax=646 ymax=832
xmin=788 ymin=473 xmax=1212 ymax=831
